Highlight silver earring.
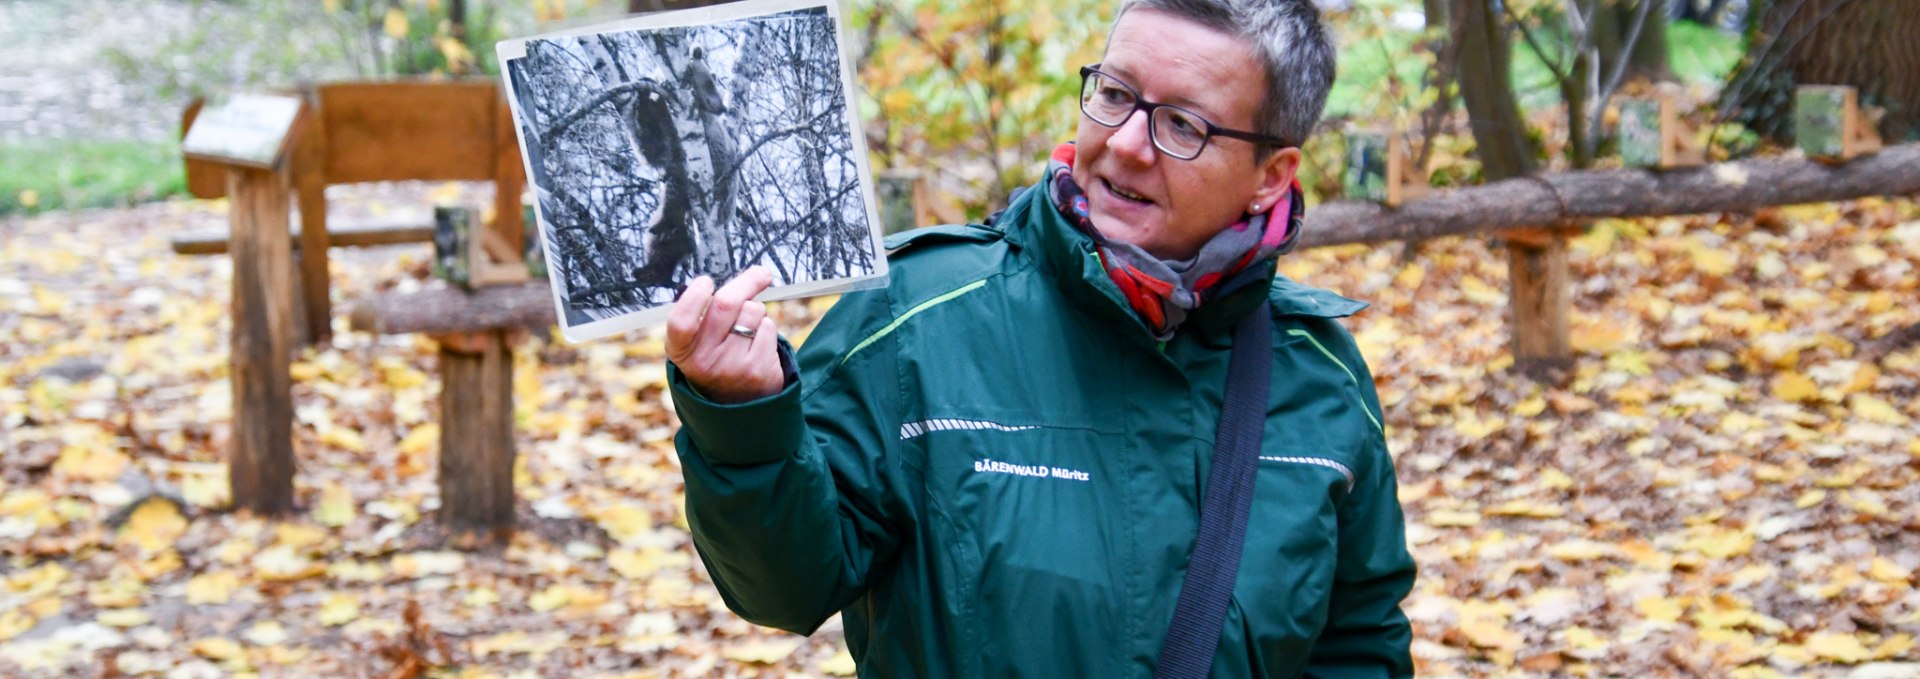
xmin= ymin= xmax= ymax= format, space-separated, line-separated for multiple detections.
xmin=1250 ymin=203 xmax=1261 ymax=213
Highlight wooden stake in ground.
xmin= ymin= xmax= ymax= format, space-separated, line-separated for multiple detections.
xmin=434 ymin=330 xmax=517 ymax=536
xmin=226 ymin=167 xmax=297 ymax=515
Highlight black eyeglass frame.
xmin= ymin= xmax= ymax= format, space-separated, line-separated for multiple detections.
xmin=1077 ymin=64 xmax=1294 ymax=160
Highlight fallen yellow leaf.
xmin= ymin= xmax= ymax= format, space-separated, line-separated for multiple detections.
xmin=1804 ymin=632 xmax=1871 ymax=664
xmin=1850 ymin=395 xmax=1910 ymax=425
xmin=1458 ymin=619 xmax=1523 ymax=650
xmin=529 ymin=585 xmax=572 ymax=613
xmin=315 ymin=483 xmax=356 ymax=528
xmin=1771 ymin=372 xmax=1821 ymax=402
xmin=192 ymin=637 xmax=246 ymax=661
xmin=186 ymin=571 xmax=241 ymax=605
xmin=320 ymin=593 xmax=360 ymax=626
xmin=722 ymin=638 xmax=802 ymax=664
xmin=1426 ymin=510 xmax=1480 ymax=528
xmin=1867 ymin=557 xmax=1912 ymax=585
xmin=1637 ymin=596 xmax=1684 ymax=623
xmin=819 ymin=648 xmax=857 ymax=676
xmin=118 ymin=497 xmax=188 ymax=553
xmin=1796 ymin=489 xmax=1828 ymax=508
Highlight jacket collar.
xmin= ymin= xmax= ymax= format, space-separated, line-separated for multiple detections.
xmin=1000 ymin=181 xmax=1367 ymax=347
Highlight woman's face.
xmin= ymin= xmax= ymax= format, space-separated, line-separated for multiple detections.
xmin=1072 ymin=9 xmax=1299 ymax=261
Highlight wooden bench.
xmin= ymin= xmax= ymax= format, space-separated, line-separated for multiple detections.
xmin=348 ymin=283 xmax=554 ymax=534
xmin=184 ymin=80 xmax=526 ymax=345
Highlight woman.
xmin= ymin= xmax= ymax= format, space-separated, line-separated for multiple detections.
xmin=663 ymin=0 xmax=1413 ymax=676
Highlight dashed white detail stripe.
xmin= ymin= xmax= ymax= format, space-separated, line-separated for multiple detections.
xmin=1260 ymin=456 xmax=1355 ymax=491
xmin=899 ymin=419 xmax=1041 ymax=440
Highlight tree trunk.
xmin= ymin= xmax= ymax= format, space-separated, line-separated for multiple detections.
xmin=1452 ymin=0 xmax=1535 ymax=181
xmin=1726 ymin=0 xmax=1920 ymax=143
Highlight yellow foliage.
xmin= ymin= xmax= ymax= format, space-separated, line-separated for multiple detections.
xmin=383 ymin=8 xmax=410 ymax=39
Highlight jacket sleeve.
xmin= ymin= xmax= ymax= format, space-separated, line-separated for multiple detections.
xmin=1303 ymin=332 xmax=1416 ymax=679
xmin=668 ymin=286 xmax=906 ymax=635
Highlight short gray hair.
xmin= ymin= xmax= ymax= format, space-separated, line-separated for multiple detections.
xmin=1113 ymin=0 xmax=1336 ymax=157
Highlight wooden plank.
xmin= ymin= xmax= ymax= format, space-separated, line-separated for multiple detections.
xmin=170 ymin=219 xmax=435 ymax=255
xmin=320 ymin=81 xmax=503 ymax=184
xmin=436 ymin=330 xmax=516 ymax=535
xmin=347 ymin=282 xmax=556 ymax=336
xmin=493 ymin=96 xmax=526 ymax=254
xmin=225 ymin=168 xmax=297 ymax=516
xmin=181 ymin=99 xmax=228 ymax=200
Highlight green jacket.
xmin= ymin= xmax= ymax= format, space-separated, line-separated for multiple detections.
xmin=670 ymin=184 xmax=1414 ymax=678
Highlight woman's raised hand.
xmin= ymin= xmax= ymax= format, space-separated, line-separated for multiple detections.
xmin=665 ymin=266 xmax=785 ymax=404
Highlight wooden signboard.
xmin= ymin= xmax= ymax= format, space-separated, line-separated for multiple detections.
xmin=1345 ymin=129 xmax=1430 ymax=207
xmin=182 ymin=94 xmax=306 ymax=170
xmin=1796 ymin=85 xmax=1882 ymax=161
xmin=434 ymin=206 xmax=529 ymax=289
xmin=1618 ymin=96 xmax=1705 ymax=169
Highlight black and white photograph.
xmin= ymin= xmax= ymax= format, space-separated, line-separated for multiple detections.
xmin=498 ymin=0 xmax=886 ymax=342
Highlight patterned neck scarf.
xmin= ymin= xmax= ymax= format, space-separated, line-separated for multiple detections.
xmin=1045 ymin=143 xmax=1303 ymax=340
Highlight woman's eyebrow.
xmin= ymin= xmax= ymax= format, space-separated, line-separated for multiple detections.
xmin=1105 ymin=64 xmax=1225 ymax=120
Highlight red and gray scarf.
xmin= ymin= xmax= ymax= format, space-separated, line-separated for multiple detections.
xmin=1045 ymin=143 xmax=1303 ymax=340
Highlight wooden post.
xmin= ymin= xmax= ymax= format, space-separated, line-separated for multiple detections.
xmin=294 ymin=92 xmax=332 ymax=344
xmin=227 ymin=168 xmax=298 ymax=515
xmin=436 ymin=330 xmax=516 ymax=535
xmin=1506 ymin=233 xmax=1572 ymax=378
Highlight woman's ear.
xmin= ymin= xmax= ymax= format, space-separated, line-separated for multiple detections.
xmin=1249 ymin=146 xmax=1301 ymax=213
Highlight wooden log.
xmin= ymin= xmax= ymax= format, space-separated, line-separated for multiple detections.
xmin=347 ymin=282 xmax=555 ymax=336
xmin=171 ymin=219 xmax=436 ymax=255
xmin=436 ymin=329 xmax=515 ymax=535
xmin=226 ymin=168 xmax=297 ymax=516
xmin=1299 ymin=142 xmax=1920 ymax=248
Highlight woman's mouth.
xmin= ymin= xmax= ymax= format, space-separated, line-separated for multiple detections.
xmin=1103 ymin=178 xmax=1154 ymax=205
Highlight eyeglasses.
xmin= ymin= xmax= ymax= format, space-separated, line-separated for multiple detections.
xmin=1078 ymin=65 xmax=1292 ymax=161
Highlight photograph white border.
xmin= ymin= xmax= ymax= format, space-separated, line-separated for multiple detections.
xmin=497 ymin=0 xmax=888 ymax=343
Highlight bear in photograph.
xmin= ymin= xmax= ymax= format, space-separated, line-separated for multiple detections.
xmin=503 ymin=3 xmax=882 ymax=337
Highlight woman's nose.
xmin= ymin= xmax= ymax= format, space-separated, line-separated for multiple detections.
xmin=1107 ymin=109 xmax=1157 ymax=164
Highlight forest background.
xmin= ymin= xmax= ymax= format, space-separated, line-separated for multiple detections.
xmin=1 ymin=0 xmax=1918 ymax=677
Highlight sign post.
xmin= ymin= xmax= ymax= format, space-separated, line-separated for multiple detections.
xmin=183 ymin=94 xmax=309 ymax=516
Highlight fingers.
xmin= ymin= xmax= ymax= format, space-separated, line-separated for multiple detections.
xmin=694 ymin=267 xmax=775 ymax=349
xmin=665 ymin=275 xmax=716 ymax=364
xmin=747 ymin=314 xmax=778 ymax=361
xmin=730 ymin=300 xmax=767 ymax=342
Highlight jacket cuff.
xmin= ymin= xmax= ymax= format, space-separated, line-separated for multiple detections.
xmin=667 ymin=341 xmax=804 ymax=466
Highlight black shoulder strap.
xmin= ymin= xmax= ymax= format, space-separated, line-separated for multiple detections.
xmin=1155 ymin=302 xmax=1272 ymax=679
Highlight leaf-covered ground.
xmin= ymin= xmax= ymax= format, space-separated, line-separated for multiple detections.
xmin=2 ymin=186 xmax=1917 ymax=678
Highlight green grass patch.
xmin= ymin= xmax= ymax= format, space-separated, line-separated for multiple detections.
xmin=0 ymin=138 xmax=187 ymax=215
xmin=1667 ymin=21 xmax=1745 ymax=86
